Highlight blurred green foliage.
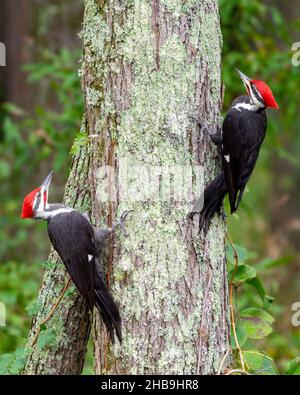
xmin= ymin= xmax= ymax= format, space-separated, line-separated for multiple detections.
xmin=0 ymin=48 xmax=83 ymax=372
xmin=1 ymin=0 xmax=300 ymax=375
xmin=220 ymin=0 xmax=300 ymax=373
xmin=221 ymin=0 xmax=300 ymax=217
xmin=0 ymin=48 xmax=82 ymax=261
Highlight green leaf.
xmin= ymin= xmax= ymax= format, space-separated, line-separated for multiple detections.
xmin=0 ymin=354 xmax=14 ymax=375
xmin=65 ymin=286 xmax=76 ymax=298
xmin=229 ymin=264 xmax=257 ymax=284
xmin=226 ymin=243 xmax=249 ymax=267
xmin=70 ymin=131 xmax=88 ymax=155
xmin=39 ymin=323 xmax=47 ymax=331
xmin=0 ymin=161 xmax=10 ymax=178
xmin=243 ymin=351 xmax=279 ymax=375
xmin=25 ymin=299 xmax=43 ymax=317
xmin=2 ymin=102 xmax=27 ymax=117
xmin=246 ymin=277 xmax=266 ymax=301
xmin=37 ymin=328 xmax=56 ymax=350
xmin=241 ymin=318 xmax=272 ymax=340
xmin=41 ymin=260 xmax=56 ymax=270
xmin=0 ymin=348 xmax=30 ymax=375
xmin=286 ymin=357 xmax=300 ymax=375
xmin=3 ymin=117 xmax=24 ymax=146
xmin=241 ymin=308 xmax=275 ymax=324
xmin=255 ymin=256 xmax=292 ymax=272
xmin=240 ymin=308 xmax=274 ymax=339
xmin=246 ymin=277 xmax=274 ymax=308
xmin=9 ymin=348 xmax=29 ymax=374
xmin=231 ymin=325 xmax=248 ymax=350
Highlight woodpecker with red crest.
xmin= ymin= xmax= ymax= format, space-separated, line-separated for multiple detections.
xmin=21 ymin=171 xmax=130 ymax=343
xmin=189 ymin=69 xmax=279 ymax=232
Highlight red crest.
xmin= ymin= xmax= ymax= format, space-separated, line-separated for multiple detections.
xmin=21 ymin=187 xmax=40 ymax=218
xmin=251 ymin=80 xmax=279 ymax=109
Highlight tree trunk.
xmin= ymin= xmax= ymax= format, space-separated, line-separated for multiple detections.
xmin=81 ymin=0 xmax=229 ymax=375
xmin=24 ymin=0 xmax=230 ymax=375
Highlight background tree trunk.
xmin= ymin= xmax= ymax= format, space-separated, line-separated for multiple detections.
xmin=0 ymin=0 xmax=82 ymax=112
xmin=24 ymin=0 xmax=230 ymax=375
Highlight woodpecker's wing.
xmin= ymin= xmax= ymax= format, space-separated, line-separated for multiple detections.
xmin=222 ymin=107 xmax=267 ymax=213
xmin=47 ymin=211 xmax=95 ymax=309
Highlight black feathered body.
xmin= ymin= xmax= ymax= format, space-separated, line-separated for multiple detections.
xmin=222 ymin=95 xmax=267 ymax=213
xmin=46 ymin=205 xmax=122 ymax=342
xmin=196 ymin=95 xmax=267 ymax=231
xmin=48 ymin=211 xmax=95 ymax=309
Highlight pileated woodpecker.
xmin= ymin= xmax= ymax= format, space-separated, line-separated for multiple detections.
xmin=21 ymin=171 xmax=128 ymax=343
xmin=190 ymin=69 xmax=279 ymax=232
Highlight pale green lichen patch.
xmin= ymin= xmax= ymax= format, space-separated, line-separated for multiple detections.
xmin=160 ymin=0 xmax=182 ymax=17
xmin=86 ymin=87 xmax=102 ymax=107
xmin=119 ymin=34 xmax=195 ymax=164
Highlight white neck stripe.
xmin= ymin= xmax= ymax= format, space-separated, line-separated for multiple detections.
xmin=35 ymin=207 xmax=74 ymax=220
xmin=233 ymin=102 xmax=261 ymax=112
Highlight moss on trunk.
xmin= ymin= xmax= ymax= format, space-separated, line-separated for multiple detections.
xmin=82 ymin=0 xmax=230 ymax=375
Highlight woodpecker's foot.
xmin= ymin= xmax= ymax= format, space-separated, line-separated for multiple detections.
xmin=190 ymin=115 xmax=222 ymax=147
xmin=187 ymin=210 xmax=198 ymax=221
xmin=203 ymin=126 xmax=222 ymax=147
xmin=112 ymin=210 xmax=134 ymax=236
xmin=186 ymin=195 xmax=204 ymax=220
xmin=210 ymin=132 xmax=222 ymax=146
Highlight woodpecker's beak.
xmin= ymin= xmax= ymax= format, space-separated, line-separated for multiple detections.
xmin=236 ymin=68 xmax=254 ymax=101
xmin=41 ymin=170 xmax=53 ymax=194
xmin=236 ymin=69 xmax=252 ymax=85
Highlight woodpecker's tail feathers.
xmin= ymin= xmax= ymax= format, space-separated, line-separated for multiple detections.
xmin=230 ymin=184 xmax=248 ymax=214
xmin=199 ymin=172 xmax=227 ymax=233
xmin=95 ymin=284 xmax=122 ymax=344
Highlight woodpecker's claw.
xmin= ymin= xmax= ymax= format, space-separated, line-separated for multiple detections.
xmin=187 ymin=211 xmax=196 ymax=221
xmin=187 ymin=194 xmax=205 ymax=219
xmin=210 ymin=132 xmax=222 ymax=146
xmin=112 ymin=210 xmax=134 ymax=236
xmin=190 ymin=115 xmax=222 ymax=147
xmin=202 ymin=125 xmax=222 ymax=147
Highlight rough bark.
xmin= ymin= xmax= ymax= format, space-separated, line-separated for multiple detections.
xmin=80 ymin=0 xmax=230 ymax=375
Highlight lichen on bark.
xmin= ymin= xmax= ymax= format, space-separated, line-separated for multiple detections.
xmin=82 ymin=0 xmax=230 ymax=375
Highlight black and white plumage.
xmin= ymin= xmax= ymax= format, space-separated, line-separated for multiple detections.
xmin=21 ymin=173 xmax=124 ymax=343
xmin=189 ymin=69 xmax=278 ymax=232
xmin=222 ymin=95 xmax=267 ymax=213
xmin=47 ymin=209 xmax=96 ymax=310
